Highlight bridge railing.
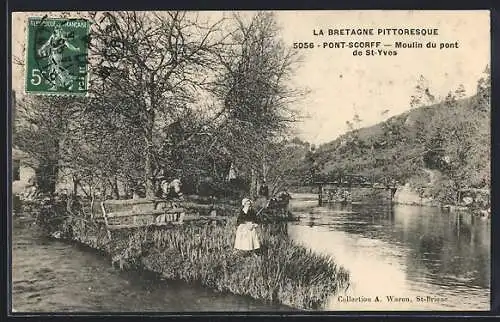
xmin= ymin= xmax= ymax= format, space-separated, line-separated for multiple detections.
xmin=314 ymin=174 xmax=396 ymax=188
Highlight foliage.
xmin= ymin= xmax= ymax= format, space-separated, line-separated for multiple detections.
xmin=85 ymin=11 xmax=229 ymax=197
xmin=34 ymin=195 xmax=350 ymax=310
xmin=14 ymin=11 xmax=306 ymax=201
xmin=14 ymin=96 xmax=80 ymax=194
xmin=212 ymin=12 xmax=305 ymax=198
xmin=309 ymin=67 xmax=490 ymax=204
xmin=68 ymin=216 xmax=349 ymax=310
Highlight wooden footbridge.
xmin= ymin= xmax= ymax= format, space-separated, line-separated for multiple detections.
xmin=315 ymin=174 xmax=397 ymax=205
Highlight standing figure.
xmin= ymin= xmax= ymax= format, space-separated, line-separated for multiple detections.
xmin=155 ymin=178 xmax=185 ymax=224
xmin=234 ymin=198 xmax=261 ymax=255
xmin=38 ymin=25 xmax=80 ymax=90
xmin=165 ymin=179 xmax=184 ymax=201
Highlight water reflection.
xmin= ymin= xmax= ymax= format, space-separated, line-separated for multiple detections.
xmin=288 ymin=195 xmax=490 ymax=311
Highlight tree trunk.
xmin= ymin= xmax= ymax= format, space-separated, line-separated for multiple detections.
xmin=36 ymin=158 xmax=58 ymax=195
xmin=47 ymin=138 xmax=60 ymax=195
xmin=72 ymin=176 xmax=79 ymax=196
xmin=145 ymin=148 xmax=155 ymax=198
xmin=250 ymin=169 xmax=256 ymax=199
xmin=101 ymin=182 xmax=107 ymax=200
xmin=144 ymin=89 xmax=156 ymax=199
xmin=250 ymin=168 xmax=261 ymax=200
xmin=262 ymin=160 xmax=268 ymax=184
xmin=90 ymin=191 xmax=95 ymax=220
xmin=144 ymin=122 xmax=155 ymax=198
xmin=125 ymin=179 xmax=134 ymax=199
xmin=112 ymin=176 xmax=119 ymax=199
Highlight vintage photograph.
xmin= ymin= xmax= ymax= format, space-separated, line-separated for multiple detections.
xmin=11 ymin=10 xmax=490 ymax=312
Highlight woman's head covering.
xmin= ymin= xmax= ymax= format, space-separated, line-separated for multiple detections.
xmin=242 ymin=198 xmax=252 ymax=206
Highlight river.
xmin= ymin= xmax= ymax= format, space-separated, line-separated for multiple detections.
xmin=12 ymin=193 xmax=490 ymax=312
xmin=287 ymin=193 xmax=490 ymax=311
xmin=11 ymin=217 xmax=290 ymax=312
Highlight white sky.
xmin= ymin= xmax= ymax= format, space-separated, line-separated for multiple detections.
xmin=11 ymin=10 xmax=490 ymax=145
xmin=274 ymin=10 xmax=490 ymax=144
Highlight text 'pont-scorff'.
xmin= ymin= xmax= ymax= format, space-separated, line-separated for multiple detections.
xmin=290 ymin=27 xmax=460 ymax=56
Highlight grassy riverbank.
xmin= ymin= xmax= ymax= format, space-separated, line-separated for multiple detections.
xmin=35 ymin=200 xmax=349 ymax=310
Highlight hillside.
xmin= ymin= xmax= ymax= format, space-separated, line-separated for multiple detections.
xmin=308 ymin=91 xmax=490 ymax=204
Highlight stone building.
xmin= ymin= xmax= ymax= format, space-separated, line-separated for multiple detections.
xmin=12 ymin=148 xmax=36 ymax=194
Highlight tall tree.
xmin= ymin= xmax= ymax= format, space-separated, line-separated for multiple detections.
xmin=87 ymin=11 xmax=227 ymax=197
xmin=213 ymin=12 xmax=304 ymax=198
xmin=14 ymin=95 xmax=84 ymax=194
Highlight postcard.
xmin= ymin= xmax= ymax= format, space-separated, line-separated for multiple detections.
xmin=10 ymin=10 xmax=490 ymax=312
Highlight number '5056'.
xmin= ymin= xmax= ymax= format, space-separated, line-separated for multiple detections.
xmin=293 ymin=42 xmax=314 ymax=49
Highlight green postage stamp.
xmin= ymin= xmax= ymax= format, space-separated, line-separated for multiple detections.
xmin=25 ymin=17 xmax=90 ymax=95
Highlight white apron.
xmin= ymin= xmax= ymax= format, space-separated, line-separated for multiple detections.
xmin=234 ymin=222 xmax=260 ymax=251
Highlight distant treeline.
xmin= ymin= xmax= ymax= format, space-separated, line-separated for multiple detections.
xmin=294 ymin=68 xmax=490 ymax=204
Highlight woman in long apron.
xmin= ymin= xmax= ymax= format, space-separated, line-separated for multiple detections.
xmin=234 ymin=198 xmax=261 ymax=256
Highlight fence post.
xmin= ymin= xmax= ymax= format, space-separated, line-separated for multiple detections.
xmin=100 ymin=202 xmax=112 ymax=240
xmin=318 ymin=183 xmax=323 ymax=206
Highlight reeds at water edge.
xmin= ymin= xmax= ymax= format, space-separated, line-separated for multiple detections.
xmin=114 ymin=218 xmax=350 ymax=310
xmin=32 ymin=198 xmax=350 ymax=310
